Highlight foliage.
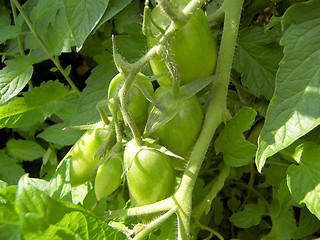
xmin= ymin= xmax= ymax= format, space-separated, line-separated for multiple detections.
xmin=0 ymin=0 xmax=320 ymax=239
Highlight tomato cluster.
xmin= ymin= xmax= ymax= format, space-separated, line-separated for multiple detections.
xmin=65 ymin=0 xmax=216 ymax=221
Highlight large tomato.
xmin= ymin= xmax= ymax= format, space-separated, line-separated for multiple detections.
xmin=147 ymin=0 xmax=217 ymax=86
xmin=69 ymin=129 xmax=109 ymax=187
xmin=108 ymin=73 xmax=154 ymax=132
xmin=94 ymin=155 xmax=123 ymax=200
xmin=124 ymin=139 xmax=175 ymax=207
xmin=149 ymin=86 xmax=204 ymax=159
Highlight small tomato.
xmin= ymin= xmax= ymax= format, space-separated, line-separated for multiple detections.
xmin=124 ymin=139 xmax=175 ymax=207
xmin=95 ymin=155 xmax=123 ymax=200
xmin=69 ymin=129 xmax=109 ymax=187
xmin=149 ymin=86 xmax=204 ymax=159
xmin=147 ymin=0 xmax=217 ymax=85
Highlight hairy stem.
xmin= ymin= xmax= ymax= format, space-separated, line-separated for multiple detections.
xmin=175 ymin=0 xmax=244 ymax=238
xmin=133 ymin=206 xmax=178 ymax=240
xmin=104 ymin=197 xmax=175 ymax=220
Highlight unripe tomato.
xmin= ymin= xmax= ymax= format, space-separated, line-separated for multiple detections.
xmin=124 ymin=139 xmax=175 ymax=207
xmin=149 ymin=86 xmax=204 ymax=158
xmin=108 ymin=73 xmax=154 ymax=132
xmin=69 ymin=129 xmax=109 ymax=187
xmin=94 ymin=155 xmax=123 ymax=200
xmin=147 ymin=0 xmax=217 ymax=85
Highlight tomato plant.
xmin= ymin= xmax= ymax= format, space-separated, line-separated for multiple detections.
xmin=147 ymin=0 xmax=217 ymax=85
xmin=124 ymin=139 xmax=175 ymax=207
xmin=68 ymin=129 xmax=109 ymax=187
xmin=149 ymin=86 xmax=204 ymax=158
xmin=94 ymin=154 xmax=123 ymax=200
xmin=108 ymin=73 xmax=154 ymax=132
xmin=1 ymin=0 xmax=320 ymax=240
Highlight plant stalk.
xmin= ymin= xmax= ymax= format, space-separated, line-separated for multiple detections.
xmin=175 ymin=0 xmax=244 ymax=239
xmin=104 ymin=197 xmax=175 ymax=220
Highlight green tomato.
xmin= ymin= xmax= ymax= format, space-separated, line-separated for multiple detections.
xmin=69 ymin=129 xmax=109 ymax=187
xmin=124 ymin=139 xmax=175 ymax=207
xmin=108 ymin=73 xmax=154 ymax=132
xmin=147 ymin=0 xmax=217 ymax=86
xmin=95 ymin=155 xmax=123 ymax=200
xmin=150 ymin=86 xmax=204 ymax=158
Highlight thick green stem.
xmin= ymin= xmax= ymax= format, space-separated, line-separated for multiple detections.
xmin=11 ymin=0 xmax=81 ymax=95
xmin=175 ymin=0 xmax=244 ymax=238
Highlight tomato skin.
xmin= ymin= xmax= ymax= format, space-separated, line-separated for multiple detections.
xmin=147 ymin=0 xmax=217 ymax=86
xmin=124 ymin=139 xmax=175 ymax=207
xmin=94 ymin=155 xmax=123 ymax=200
xmin=150 ymin=86 xmax=204 ymax=158
xmin=69 ymin=129 xmax=109 ymax=187
xmin=108 ymin=73 xmax=154 ymax=132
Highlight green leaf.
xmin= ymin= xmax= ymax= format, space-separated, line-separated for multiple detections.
xmin=0 ymin=180 xmax=8 ymax=189
xmin=0 ymin=25 xmax=21 ymax=44
xmin=37 ymin=123 xmax=84 ymax=146
xmin=264 ymin=210 xmax=297 ymax=240
xmin=16 ymin=175 xmax=125 ymax=239
xmin=0 ymin=56 xmax=36 ymax=105
xmin=287 ymin=142 xmax=320 ymax=220
xmin=0 ymin=80 xmax=70 ymax=128
xmin=40 ymin=146 xmax=58 ymax=181
xmin=0 ymin=8 xmax=11 ymax=28
xmin=70 ymin=59 xmax=117 ymax=125
xmin=295 ymin=207 xmax=320 ymax=239
xmin=180 ymin=75 xmax=218 ymax=100
xmin=256 ymin=0 xmax=320 ymax=172
xmin=6 ymin=139 xmax=46 ymax=162
xmin=93 ymin=0 xmax=132 ymax=32
xmin=47 ymin=158 xmax=72 ymax=202
xmin=0 ymin=150 xmax=25 ymax=185
xmin=25 ymin=0 xmax=75 ymax=56
xmin=0 ymin=185 xmax=21 ymax=240
xmin=0 ymin=185 xmax=19 ymax=224
xmin=113 ymin=1 xmax=143 ymax=34
xmin=230 ymin=203 xmax=266 ymax=228
xmin=263 ymin=160 xmax=288 ymax=187
xmin=144 ymin=98 xmax=179 ymax=137
xmin=214 ymin=107 xmax=257 ymax=167
xmin=114 ymin=23 xmax=147 ymax=62
xmin=263 ymin=200 xmax=297 ymax=240
xmin=54 ymin=92 xmax=80 ymax=122
xmin=234 ymin=26 xmax=283 ymax=100
xmin=151 ymin=215 xmax=177 ymax=240
xmin=63 ymin=0 xmax=109 ymax=51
